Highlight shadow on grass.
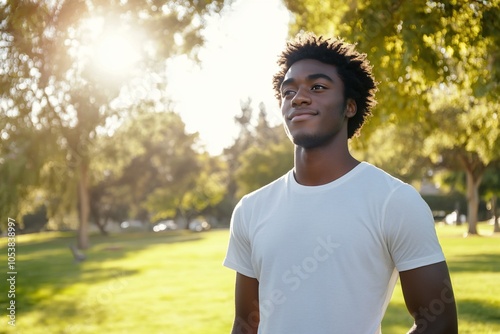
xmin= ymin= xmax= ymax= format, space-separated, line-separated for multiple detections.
xmin=448 ymin=253 xmax=500 ymax=273
xmin=0 ymin=230 xmax=206 ymax=329
xmin=382 ymin=301 xmax=413 ymax=333
xmin=457 ymin=299 xmax=500 ymax=325
xmin=382 ymin=298 xmax=500 ymax=334
xmin=11 ymin=266 xmax=135 ymax=324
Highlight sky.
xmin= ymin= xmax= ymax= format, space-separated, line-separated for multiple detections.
xmin=165 ymin=0 xmax=291 ymax=155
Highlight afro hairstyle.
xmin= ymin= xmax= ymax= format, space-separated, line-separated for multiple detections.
xmin=272 ymin=33 xmax=377 ymax=139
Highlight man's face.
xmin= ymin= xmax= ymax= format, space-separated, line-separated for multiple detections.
xmin=280 ymin=59 xmax=355 ymax=149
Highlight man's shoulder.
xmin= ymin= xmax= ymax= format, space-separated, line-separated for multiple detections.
xmin=240 ymin=171 xmax=291 ymax=203
xmin=355 ymin=163 xmax=426 ymax=206
xmin=359 ymin=163 xmax=428 ymax=209
xmin=358 ymin=162 xmax=406 ymax=188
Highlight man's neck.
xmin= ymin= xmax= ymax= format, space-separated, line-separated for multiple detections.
xmin=293 ymin=144 xmax=359 ymax=186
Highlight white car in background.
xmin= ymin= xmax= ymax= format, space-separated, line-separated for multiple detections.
xmin=189 ymin=219 xmax=211 ymax=232
xmin=153 ymin=220 xmax=178 ymax=232
xmin=120 ymin=220 xmax=144 ymax=229
xmin=444 ymin=211 xmax=466 ymax=225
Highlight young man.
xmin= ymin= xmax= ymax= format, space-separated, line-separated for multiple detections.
xmin=224 ymin=33 xmax=458 ymax=333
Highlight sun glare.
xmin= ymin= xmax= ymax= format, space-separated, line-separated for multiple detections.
xmin=80 ymin=16 xmax=142 ymax=76
xmin=93 ymin=32 xmax=140 ymax=73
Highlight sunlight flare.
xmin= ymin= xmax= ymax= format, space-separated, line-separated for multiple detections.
xmin=80 ymin=16 xmax=143 ymax=76
xmin=91 ymin=32 xmax=141 ymax=74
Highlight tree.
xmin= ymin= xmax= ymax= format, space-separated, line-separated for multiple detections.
xmin=91 ymin=107 xmax=205 ymax=229
xmin=222 ymin=98 xmax=262 ymax=207
xmin=0 ymin=0 xmax=227 ymax=248
xmin=424 ymin=92 xmax=500 ymax=234
xmin=225 ymin=101 xmax=293 ymax=200
xmin=353 ymin=121 xmax=431 ymax=183
xmin=146 ymin=152 xmax=227 ymax=225
xmin=283 ymin=0 xmax=500 ymax=234
xmin=480 ymin=167 xmax=500 ymax=233
xmin=235 ymin=134 xmax=293 ymax=197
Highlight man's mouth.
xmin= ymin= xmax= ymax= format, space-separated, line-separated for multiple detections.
xmin=288 ymin=110 xmax=318 ymax=122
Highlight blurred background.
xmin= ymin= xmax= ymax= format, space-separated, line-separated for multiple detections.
xmin=0 ymin=0 xmax=499 ymax=333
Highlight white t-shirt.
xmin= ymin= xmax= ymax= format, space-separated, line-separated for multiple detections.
xmin=224 ymin=162 xmax=445 ymax=334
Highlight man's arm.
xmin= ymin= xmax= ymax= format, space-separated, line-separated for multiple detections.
xmin=231 ymin=273 xmax=260 ymax=334
xmin=400 ymin=261 xmax=458 ymax=333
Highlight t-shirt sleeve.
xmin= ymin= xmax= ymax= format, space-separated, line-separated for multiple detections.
xmin=383 ymin=184 xmax=445 ymax=272
xmin=223 ymin=200 xmax=257 ymax=278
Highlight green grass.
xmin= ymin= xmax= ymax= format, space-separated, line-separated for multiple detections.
xmin=0 ymin=230 xmax=234 ymax=334
xmin=0 ymin=224 xmax=499 ymax=333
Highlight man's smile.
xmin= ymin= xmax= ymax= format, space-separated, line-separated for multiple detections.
xmin=287 ymin=109 xmax=319 ymax=122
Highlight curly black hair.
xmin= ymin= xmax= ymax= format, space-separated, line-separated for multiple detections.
xmin=272 ymin=33 xmax=377 ymax=139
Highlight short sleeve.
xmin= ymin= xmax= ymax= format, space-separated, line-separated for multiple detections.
xmin=383 ymin=184 xmax=445 ymax=272
xmin=223 ymin=199 xmax=257 ymax=278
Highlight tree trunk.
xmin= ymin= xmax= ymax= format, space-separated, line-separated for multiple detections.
xmin=77 ymin=162 xmax=90 ymax=249
xmin=90 ymin=198 xmax=109 ymax=236
xmin=493 ymin=195 xmax=500 ymax=233
xmin=465 ymin=170 xmax=482 ymax=235
xmin=95 ymin=216 xmax=109 ymax=236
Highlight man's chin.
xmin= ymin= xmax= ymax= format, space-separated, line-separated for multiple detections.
xmin=292 ymin=134 xmax=331 ymax=149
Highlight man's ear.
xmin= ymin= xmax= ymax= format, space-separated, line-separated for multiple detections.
xmin=344 ymin=98 xmax=357 ymax=119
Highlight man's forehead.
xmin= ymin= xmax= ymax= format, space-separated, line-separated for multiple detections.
xmin=283 ymin=59 xmax=339 ymax=80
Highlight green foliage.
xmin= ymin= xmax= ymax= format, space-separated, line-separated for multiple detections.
xmin=0 ymin=121 xmax=67 ymax=224
xmin=354 ymin=122 xmax=430 ymax=182
xmin=90 ymin=109 xmax=216 ymax=224
xmin=224 ymin=100 xmax=293 ymax=200
xmin=235 ymin=137 xmax=293 ymax=198
xmin=144 ymin=153 xmax=227 ymax=222
xmin=424 ymin=91 xmax=500 ymax=167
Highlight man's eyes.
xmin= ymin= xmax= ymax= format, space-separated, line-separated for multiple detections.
xmin=281 ymin=84 xmax=328 ymax=98
xmin=311 ymin=84 xmax=327 ymax=90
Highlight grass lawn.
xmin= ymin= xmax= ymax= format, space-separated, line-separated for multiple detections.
xmin=1 ymin=223 xmax=499 ymax=333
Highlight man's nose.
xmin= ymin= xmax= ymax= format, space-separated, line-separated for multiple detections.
xmin=291 ymin=87 xmax=311 ymax=106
